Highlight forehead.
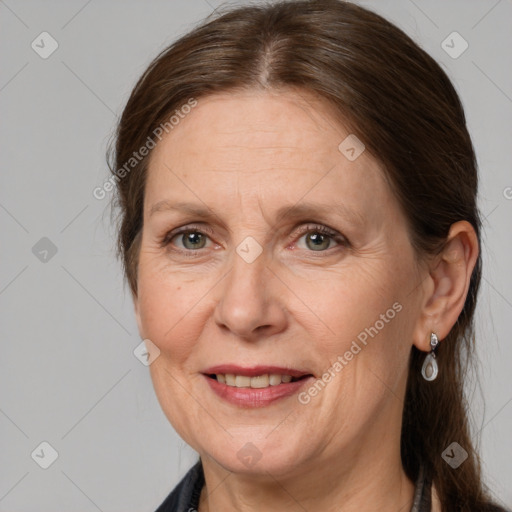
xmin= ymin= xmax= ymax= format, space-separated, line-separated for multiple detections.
xmin=155 ymin=91 xmax=342 ymax=165
xmin=144 ymin=90 xmax=394 ymax=224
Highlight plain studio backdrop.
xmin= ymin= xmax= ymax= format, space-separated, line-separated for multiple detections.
xmin=0 ymin=1 xmax=511 ymax=510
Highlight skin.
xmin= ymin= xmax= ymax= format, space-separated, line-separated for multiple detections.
xmin=133 ymin=89 xmax=478 ymax=512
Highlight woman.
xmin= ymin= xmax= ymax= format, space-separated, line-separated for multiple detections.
xmin=108 ymin=1 xmax=509 ymax=510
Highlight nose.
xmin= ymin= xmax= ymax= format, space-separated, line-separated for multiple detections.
xmin=213 ymin=246 xmax=287 ymax=341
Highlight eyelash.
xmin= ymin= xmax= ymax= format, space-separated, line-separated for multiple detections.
xmin=160 ymin=223 xmax=349 ymax=256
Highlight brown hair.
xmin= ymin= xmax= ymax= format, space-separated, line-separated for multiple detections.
xmin=108 ymin=1 xmax=504 ymax=509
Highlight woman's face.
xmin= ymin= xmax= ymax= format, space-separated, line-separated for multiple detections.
xmin=134 ymin=90 xmax=426 ymax=477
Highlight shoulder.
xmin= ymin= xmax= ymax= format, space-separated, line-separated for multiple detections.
xmin=154 ymin=461 xmax=204 ymax=512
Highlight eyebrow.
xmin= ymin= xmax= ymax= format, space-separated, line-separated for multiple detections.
xmin=149 ymin=200 xmax=364 ymax=226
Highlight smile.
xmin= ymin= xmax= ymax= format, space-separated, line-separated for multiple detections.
xmin=210 ymin=373 xmax=305 ymax=388
xmin=202 ymin=365 xmax=314 ymax=407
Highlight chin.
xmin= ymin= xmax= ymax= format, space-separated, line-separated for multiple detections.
xmin=197 ymin=431 xmax=310 ymax=478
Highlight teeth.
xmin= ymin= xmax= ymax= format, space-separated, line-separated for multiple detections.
xmin=251 ymin=375 xmax=269 ymax=388
xmin=235 ymin=375 xmax=251 ymax=387
xmin=215 ymin=373 xmax=301 ymax=388
xmin=269 ymin=374 xmax=282 ymax=386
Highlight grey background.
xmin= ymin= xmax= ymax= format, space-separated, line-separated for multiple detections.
xmin=0 ymin=0 xmax=510 ymax=510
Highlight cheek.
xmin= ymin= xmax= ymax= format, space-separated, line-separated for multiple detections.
xmin=302 ymin=260 xmax=413 ymax=393
xmin=136 ymin=259 xmax=201 ymax=365
xmin=295 ymin=263 xmax=399 ymax=345
xmin=136 ymin=265 xmax=211 ymax=444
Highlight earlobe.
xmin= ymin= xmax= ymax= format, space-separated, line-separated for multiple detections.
xmin=413 ymin=220 xmax=479 ymax=352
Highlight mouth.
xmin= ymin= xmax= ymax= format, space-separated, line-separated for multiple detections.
xmin=202 ymin=365 xmax=314 ymax=407
xmin=206 ymin=373 xmax=310 ymax=388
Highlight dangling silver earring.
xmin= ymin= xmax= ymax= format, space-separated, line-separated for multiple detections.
xmin=421 ymin=333 xmax=439 ymax=381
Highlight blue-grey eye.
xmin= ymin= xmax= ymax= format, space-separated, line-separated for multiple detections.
xmin=179 ymin=232 xmax=208 ymax=250
xmin=304 ymin=232 xmax=332 ymax=251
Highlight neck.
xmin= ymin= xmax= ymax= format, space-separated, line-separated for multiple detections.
xmin=198 ymin=438 xmax=415 ymax=512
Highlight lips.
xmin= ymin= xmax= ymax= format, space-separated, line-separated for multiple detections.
xmin=202 ymin=365 xmax=314 ymax=407
xmin=203 ymin=364 xmax=313 ymax=379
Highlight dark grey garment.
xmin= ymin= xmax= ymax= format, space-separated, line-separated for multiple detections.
xmin=155 ymin=461 xmax=204 ymax=512
xmin=155 ymin=461 xmax=432 ymax=512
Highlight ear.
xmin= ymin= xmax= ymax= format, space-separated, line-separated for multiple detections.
xmin=412 ymin=220 xmax=479 ymax=351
